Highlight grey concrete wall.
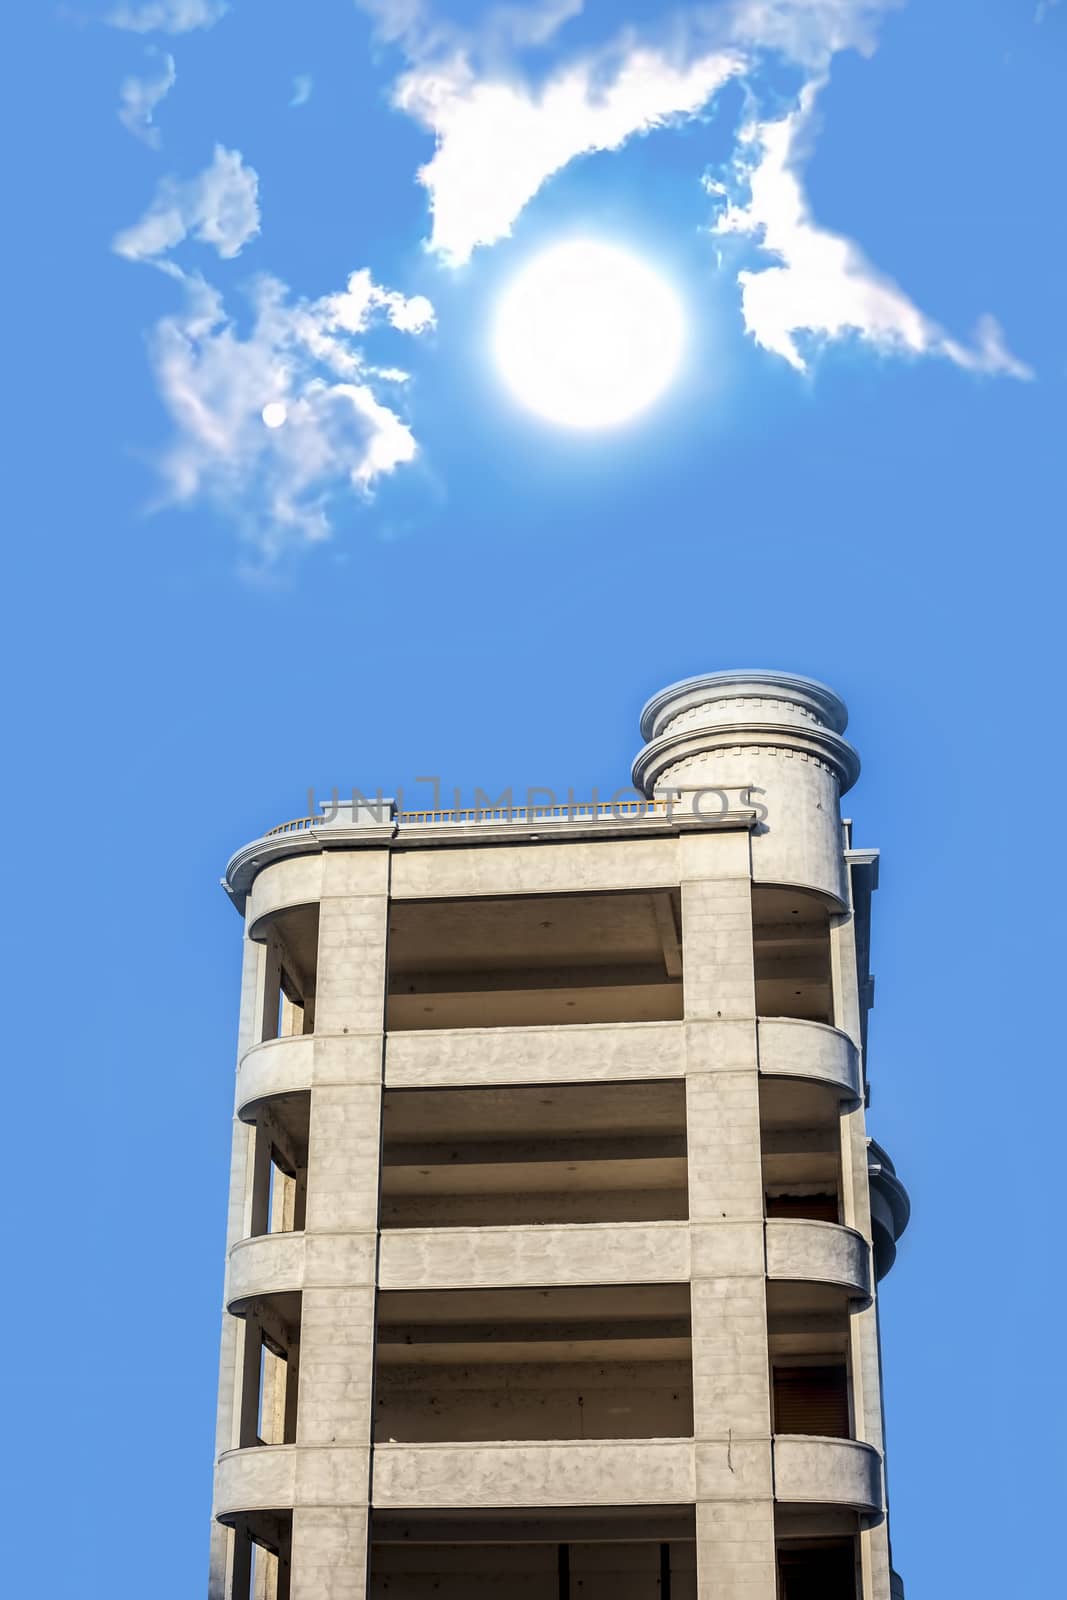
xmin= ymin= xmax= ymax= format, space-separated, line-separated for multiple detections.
xmin=289 ymin=849 xmax=390 ymax=1600
xmin=377 ymin=1221 xmax=691 ymax=1291
xmin=765 ymin=1219 xmax=870 ymax=1297
xmin=371 ymin=1440 xmax=696 ymax=1509
xmin=384 ymin=1021 xmax=686 ymax=1089
xmin=830 ymin=902 xmax=892 ymax=1600
xmin=389 ymin=837 xmax=680 ymax=900
xmin=679 ymin=832 xmax=777 ymax=1600
xmin=773 ymin=1438 xmax=882 ymax=1513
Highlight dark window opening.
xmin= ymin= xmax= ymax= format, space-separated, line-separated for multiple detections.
xmin=773 ymin=1364 xmax=851 ymax=1439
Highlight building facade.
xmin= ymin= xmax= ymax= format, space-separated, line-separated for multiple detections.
xmin=209 ymin=669 xmax=910 ymax=1600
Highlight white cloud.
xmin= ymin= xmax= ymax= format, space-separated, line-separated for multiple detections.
xmin=143 ymin=269 xmax=435 ymax=553
xmin=113 ymin=145 xmax=260 ymax=264
xmin=397 ymin=45 xmax=742 ymax=264
xmin=290 ymin=74 xmax=313 ymax=108
xmin=376 ymin=1 xmax=908 ymax=267
xmin=118 ymin=51 xmax=176 ymax=146
xmin=107 ymin=0 xmax=226 ymax=32
xmin=709 ymin=88 xmax=1031 ymax=378
xmin=357 ymin=0 xmax=582 ymax=56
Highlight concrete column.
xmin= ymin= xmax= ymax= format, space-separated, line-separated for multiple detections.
xmin=291 ymin=849 xmax=390 ymax=1600
xmin=210 ymin=934 xmax=266 ymax=1600
xmin=680 ymin=833 xmax=776 ymax=1600
xmin=830 ymin=905 xmax=891 ymax=1600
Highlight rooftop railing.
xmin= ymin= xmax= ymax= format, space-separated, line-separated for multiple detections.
xmin=266 ymin=799 xmax=674 ymax=836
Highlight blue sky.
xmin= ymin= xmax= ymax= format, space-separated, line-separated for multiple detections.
xmin=4 ymin=1 xmax=1065 ymax=1594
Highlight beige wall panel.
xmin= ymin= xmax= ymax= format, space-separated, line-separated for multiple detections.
xmin=390 ymin=838 xmax=679 ymax=900
xmin=688 ymin=1222 xmax=764 ymax=1280
xmin=297 ymin=1286 xmax=377 ymax=1447
xmin=378 ymin=1221 xmax=691 ymax=1290
xmin=227 ymin=1232 xmax=377 ymax=1307
xmin=291 ymin=1507 xmax=370 ymax=1600
xmin=756 ymin=1018 xmax=859 ymax=1096
xmin=371 ymin=1439 xmax=695 ymax=1509
xmin=315 ymin=895 xmax=389 ymax=1036
xmin=685 ymin=1075 xmax=764 ymax=1223
xmin=683 ymin=1020 xmax=758 ymax=1075
xmin=248 ymin=855 xmax=324 ymax=933
xmin=693 ymin=1440 xmax=773 ymax=1501
xmin=677 ymin=830 xmax=751 ymax=882
xmin=765 ymin=1219 xmax=870 ymax=1297
xmin=214 ymin=1444 xmax=297 ymax=1516
xmin=322 ymin=851 xmax=391 ymax=898
xmin=304 ymin=1085 xmax=383 ymax=1234
xmin=773 ymin=1438 xmax=882 ymax=1513
xmin=681 ymin=880 xmax=756 ymax=1021
xmin=689 ymin=1278 xmax=772 ymax=1439
xmin=385 ymin=1021 xmax=685 ymax=1088
xmin=237 ymin=1033 xmax=384 ymax=1112
xmin=693 ymin=1500 xmax=777 ymax=1600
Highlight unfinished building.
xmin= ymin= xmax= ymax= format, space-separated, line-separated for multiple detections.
xmin=209 ymin=669 xmax=910 ymax=1600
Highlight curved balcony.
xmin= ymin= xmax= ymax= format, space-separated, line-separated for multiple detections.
xmin=384 ymin=1020 xmax=686 ymax=1091
xmin=244 ymin=857 xmax=325 ymax=933
xmin=757 ymin=1018 xmax=860 ymax=1098
xmin=226 ymin=1231 xmax=375 ymax=1311
xmin=370 ymin=1439 xmax=694 ymax=1510
xmin=868 ymin=1139 xmax=911 ymax=1279
xmin=214 ymin=1444 xmax=368 ymax=1520
xmin=237 ymin=1033 xmax=381 ymax=1117
xmin=773 ymin=1437 xmax=882 ymax=1514
xmin=765 ymin=1219 xmax=870 ymax=1298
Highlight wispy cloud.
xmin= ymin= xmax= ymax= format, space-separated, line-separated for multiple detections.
xmin=358 ymin=0 xmax=582 ymax=56
xmin=118 ymin=50 xmax=176 ymax=146
xmin=709 ymin=87 xmax=1032 ymax=378
xmin=374 ymin=0 xmax=1025 ymax=380
xmin=397 ymin=45 xmax=742 ymax=265
xmin=113 ymin=145 xmax=260 ymax=266
xmin=142 ymin=270 xmax=435 ymax=555
xmin=106 ymin=0 xmax=226 ymax=31
xmin=290 ymin=73 xmax=313 ymax=108
xmin=376 ymin=0 xmax=898 ymax=267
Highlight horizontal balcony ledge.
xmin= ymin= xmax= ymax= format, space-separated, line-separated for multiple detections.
xmin=379 ymin=1220 xmax=691 ymax=1291
xmin=757 ymin=1018 xmax=861 ymax=1098
xmin=237 ymin=1032 xmax=383 ymax=1113
xmin=224 ymin=804 xmax=757 ymax=915
xmin=226 ymin=1231 xmax=376 ymax=1309
xmin=371 ymin=1439 xmax=694 ymax=1510
xmin=773 ymin=1436 xmax=882 ymax=1514
xmin=765 ymin=1219 xmax=871 ymax=1298
xmin=385 ymin=1020 xmax=686 ymax=1089
xmin=214 ymin=1443 xmax=369 ymax=1519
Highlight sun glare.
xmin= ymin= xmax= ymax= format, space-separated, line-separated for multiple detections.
xmin=492 ymin=239 xmax=686 ymax=430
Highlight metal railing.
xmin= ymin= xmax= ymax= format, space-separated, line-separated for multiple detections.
xmin=266 ymin=799 xmax=679 ymax=835
xmin=398 ymin=799 xmax=673 ymax=826
xmin=265 ymin=815 xmax=322 ymax=837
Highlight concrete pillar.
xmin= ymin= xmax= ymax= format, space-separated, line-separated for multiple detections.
xmin=290 ymin=849 xmax=390 ymax=1600
xmin=680 ymin=833 xmax=776 ymax=1600
xmin=830 ymin=904 xmax=891 ymax=1600
xmin=209 ymin=934 xmax=265 ymax=1600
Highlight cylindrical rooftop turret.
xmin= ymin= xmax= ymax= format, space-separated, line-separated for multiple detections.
xmin=632 ymin=670 xmax=861 ymax=905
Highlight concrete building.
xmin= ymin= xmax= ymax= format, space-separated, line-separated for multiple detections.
xmin=209 ymin=669 xmax=910 ymax=1600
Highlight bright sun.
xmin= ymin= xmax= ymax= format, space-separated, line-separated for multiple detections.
xmin=492 ymin=239 xmax=686 ymax=430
